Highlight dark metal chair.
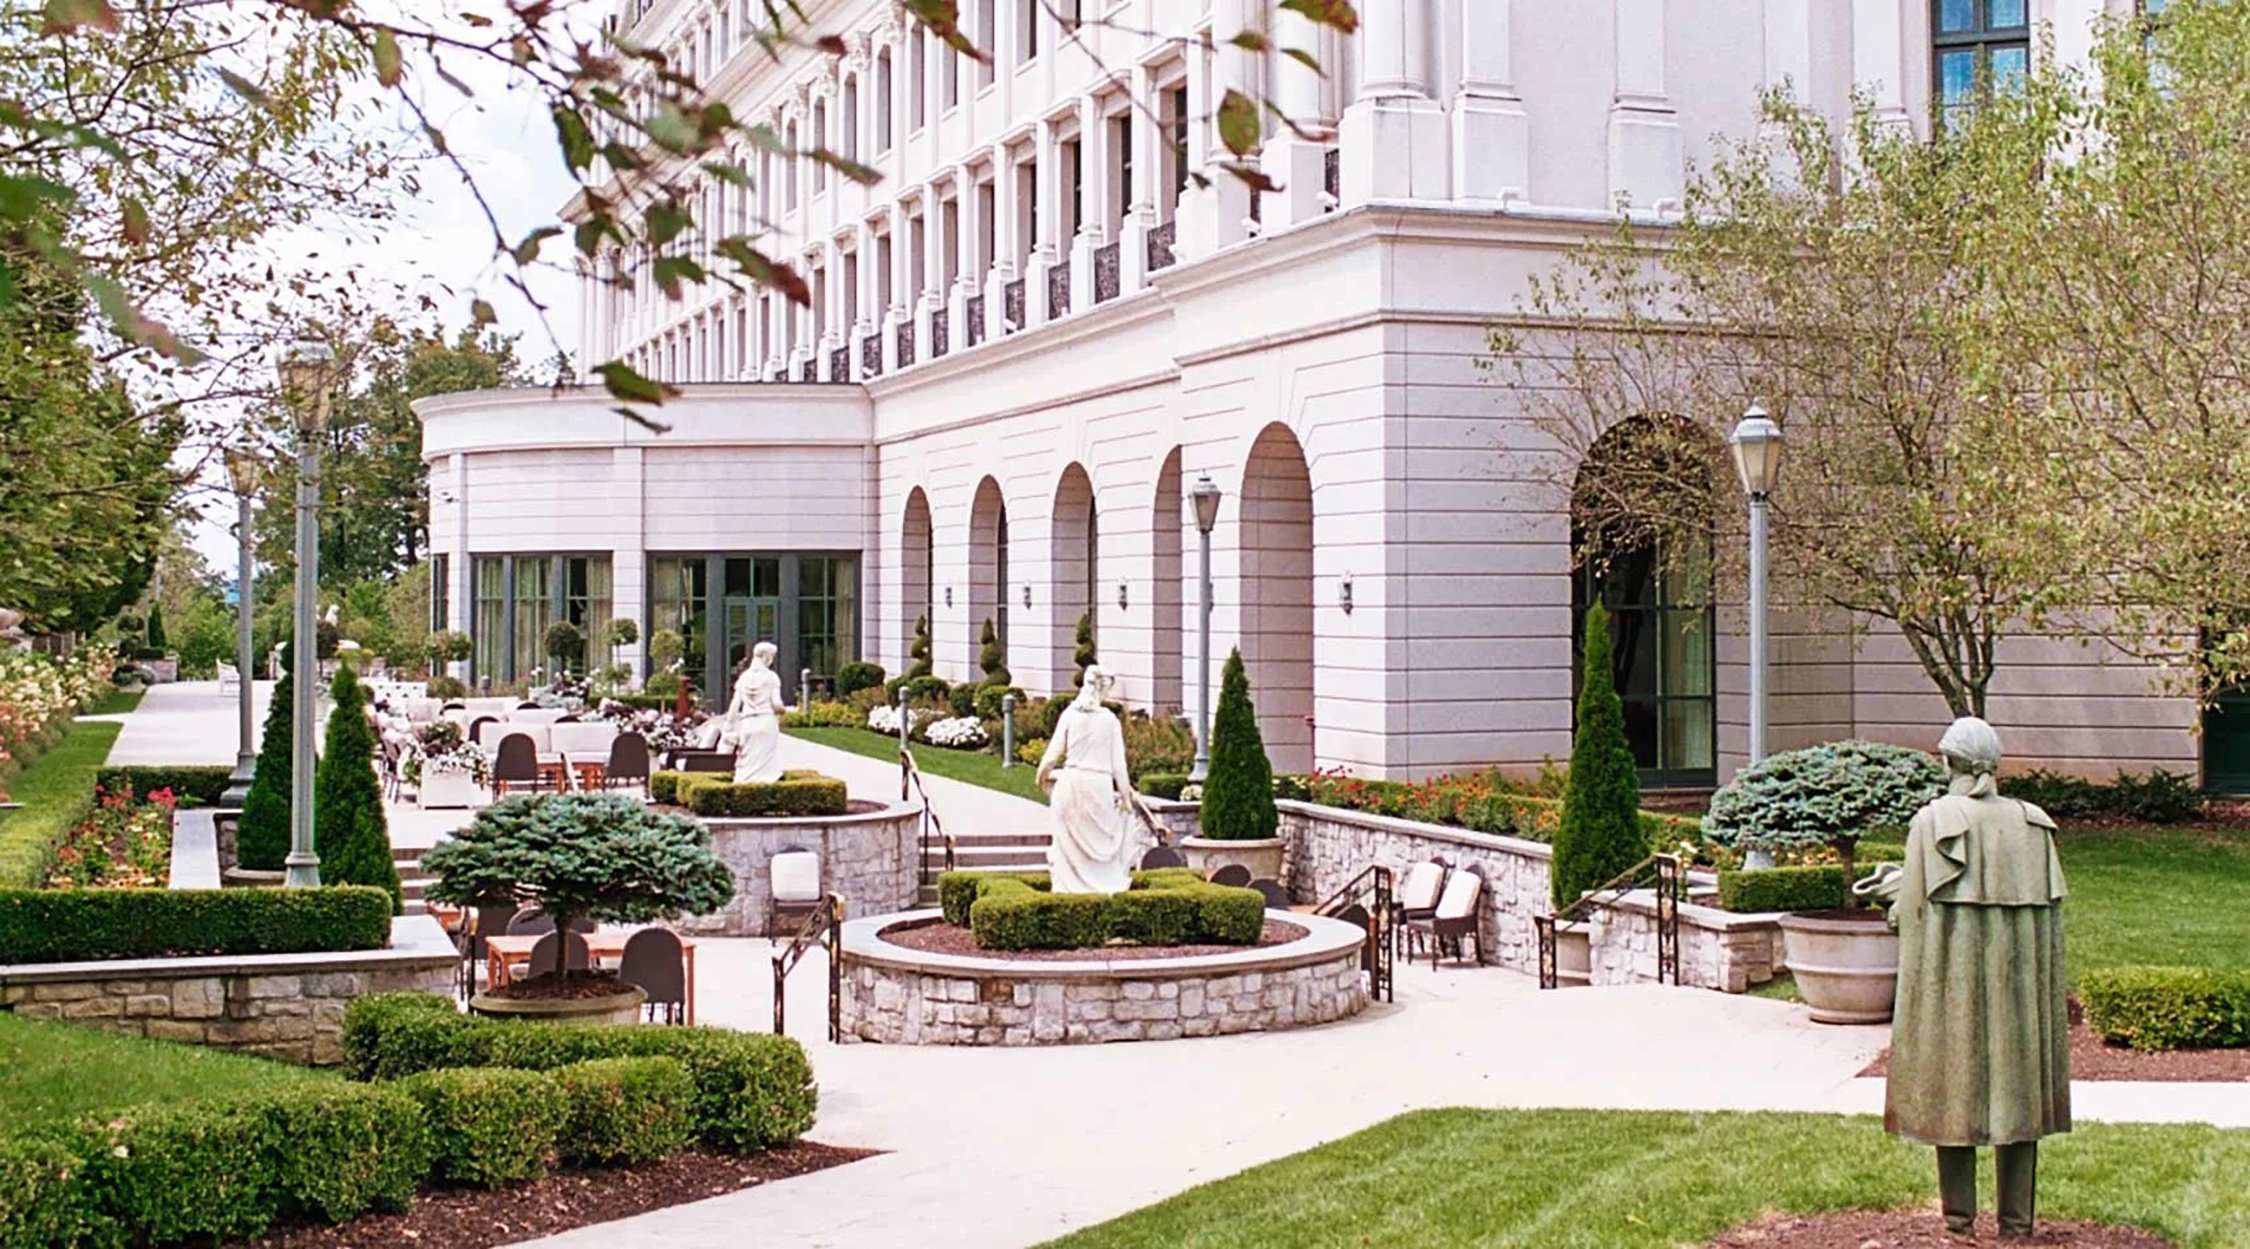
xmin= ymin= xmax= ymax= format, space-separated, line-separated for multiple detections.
xmin=516 ymin=700 xmax=542 ymax=711
xmin=618 ymin=927 xmax=688 ymax=1024
xmin=663 ymin=749 xmax=736 ymax=773
xmin=604 ymin=732 xmax=652 ymax=794
xmin=467 ymin=715 xmax=499 ymax=747
xmin=1332 ymin=901 xmax=1378 ymax=978
xmin=1139 ymin=845 xmax=1186 ymax=870
xmin=1210 ymin=863 xmax=1253 ymax=888
xmin=1249 ymin=878 xmax=1293 ymax=909
xmin=457 ymin=902 xmax=519 ymax=997
xmin=440 ymin=701 xmax=467 ymax=713
xmin=526 ymin=930 xmax=591 ymax=978
xmin=491 ymin=732 xmax=550 ymax=795
xmin=1406 ymin=863 xmax=1485 ymax=968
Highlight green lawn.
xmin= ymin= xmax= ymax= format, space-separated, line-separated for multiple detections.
xmin=0 ymin=1013 xmax=335 ymax=1128
xmin=0 ymin=719 xmax=121 ymax=888
xmin=2058 ymin=824 xmax=2250 ymax=980
xmin=786 ymin=725 xmax=1049 ymax=805
xmin=1045 ymin=1109 xmax=2250 ymax=1249
xmin=84 ymin=686 xmax=145 ymax=716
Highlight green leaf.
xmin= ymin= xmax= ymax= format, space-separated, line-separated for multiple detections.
xmin=651 ymin=255 xmax=707 ymax=299
xmin=39 ymin=0 xmax=116 ymax=33
xmin=1280 ymin=0 xmax=1358 ymax=32
xmin=217 ymin=69 xmax=273 ymax=113
xmin=713 ymin=240 xmax=810 ymax=305
xmin=644 ymin=202 xmax=691 ymax=247
xmin=1216 ymin=89 xmax=1260 ymax=159
xmin=1227 ymin=30 xmax=1269 ymax=53
xmin=120 ymin=197 xmax=147 ymax=246
xmin=470 ymin=299 xmax=496 ymax=325
xmin=373 ymin=28 xmax=403 ymax=87
xmin=593 ymin=362 xmax=668 ymax=405
xmin=553 ymin=106 xmax=595 ymax=172
xmin=511 ymin=227 xmax=562 ymax=264
xmin=1281 ymin=46 xmax=1325 ymax=78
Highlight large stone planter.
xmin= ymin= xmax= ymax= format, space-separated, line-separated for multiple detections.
xmin=1779 ymin=910 xmax=1899 ymax=1024
xmin=417 ymin=769 xmax=484 ymax=810
xmin=1179 ymin=835 xmax=1285 ymax=881
xmin=470 ymin=984 xmax=647 ymax=1026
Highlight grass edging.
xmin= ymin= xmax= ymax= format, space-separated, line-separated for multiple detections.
xmin=0 ymin=720 xmax=122 ymax=890
xmin=785 ymin=725 xmax=1048 ymax=805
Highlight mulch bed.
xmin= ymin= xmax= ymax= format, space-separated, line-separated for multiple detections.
xmin=1705 ymin=1210 xmax=2174 ymax=1247
xmin=652 ymin=798 xmax=886 ymax=816
xmin=1861 ymin=1000 xmax=2250 ymax=1083
xmin=245 ymin=1143 xmax=875 ymax=1249
xmin=881 ymin=917 xmax=1308 ymax=961
xmin=487 ymin=971 xmax=637 ymax=1001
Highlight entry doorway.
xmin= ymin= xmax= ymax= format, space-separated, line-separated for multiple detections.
xmin=2207 ymin=692 xmax=2250 ymax=795
xmin=723 ymin=596 xmax=782 ymax=688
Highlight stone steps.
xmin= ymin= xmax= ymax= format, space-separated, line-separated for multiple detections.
xmin=912 ymin=832 xmax=1052 ymax=906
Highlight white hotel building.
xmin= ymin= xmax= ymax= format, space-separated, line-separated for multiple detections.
xmin=418 ymin=0 xmax=2248 ymax=790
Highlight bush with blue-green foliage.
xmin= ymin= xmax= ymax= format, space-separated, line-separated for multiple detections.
xmin=1702 ymin=740 xmax=1943 ymax=893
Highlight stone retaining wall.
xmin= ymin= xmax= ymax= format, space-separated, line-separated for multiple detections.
xmin=1277 ymin=801 xmax=1783 ymax=992
xmin=677 ymin=802 xmax=923 ymax=937
xmin=839 ymin=911 xmax=1369 ymax=1045
xmin=0 ymin=916 xmax=456 ymax=1065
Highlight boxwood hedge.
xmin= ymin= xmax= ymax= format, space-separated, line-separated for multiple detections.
xmin=938 ymin=868 xmax=1265 ymax=951
xmin=677 ymin=771 xmax=849 ymax=818
xmin=2079 ymin=966 xmax=2250 ymax=1051
xmin=1714 ymin=865 xmax=1848 ymax=914
xmin=0 ymin=886 xmax=392 ymax=963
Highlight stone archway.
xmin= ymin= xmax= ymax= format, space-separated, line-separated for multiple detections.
xmin=1151 ymin=446 xmax=1184 ymax=713
xmin=1050 ymin=463 xmax=1096 ymax=692
xmin=900 ymin=487 xmax=932 ymax=667
xmin=967 ymin=476 xmax=1008 ymax=678
xmin=1239 ymin=424 xmax=1314 ymax=773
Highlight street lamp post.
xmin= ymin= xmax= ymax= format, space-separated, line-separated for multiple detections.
xmin=220 ymin=448 xmax=261 ymax=807
xmin=1188 ymin=475 xmax=1222 ymax=781
xmin=1728 ymin=402 xmax=1786 ymax=770
xmin=278 ymin=337 xmax=336 ymax=889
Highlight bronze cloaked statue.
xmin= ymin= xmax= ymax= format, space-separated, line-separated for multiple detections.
xmin=1859 ymin=717 xmax=2070 ymax=1240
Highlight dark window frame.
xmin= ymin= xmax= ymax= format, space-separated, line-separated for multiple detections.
xmin=1931 ymin=0 xmax=2030 ymax=116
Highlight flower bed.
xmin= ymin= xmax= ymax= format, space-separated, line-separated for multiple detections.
xmin=93 ymin=765 xmax=232 ymax=808
xmin=1283 ymin=767 xmax=1704 ymax=857
xmin=46 ymin=777 xmax=175 ymax=889
xmin=0 ymin=646 xmax=115 ymax=800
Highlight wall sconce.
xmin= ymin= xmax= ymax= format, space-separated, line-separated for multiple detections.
xmin=944 ymin=586 xmax=953 ymax=609
xmin=1339 ymin=572 xmax=1354 ymax=615
xmin=1117 ymin=582 xmax=1129 ymax=611
xmin=1022 ymin=583 xmax=1032 ymax=609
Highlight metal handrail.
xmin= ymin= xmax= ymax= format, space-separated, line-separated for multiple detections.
xmin=901 ymin=747 xmax=956 ymax=884
xmin=1312 ymin=863 xmax=1394 ymax=1003
xmin=772 ymin=891 xmax=844 ymax=1042
xmin=1535 ymin=853 xmax=1682 ymax=989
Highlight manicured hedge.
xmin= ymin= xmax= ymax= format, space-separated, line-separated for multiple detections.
xmin=551 ymin=1056 xmax=696 ymax=1166
xmin=2079 ymin=966 xmax=2250 ymax=1052
xmin=1 ymin=1083 xmax=427 ymax=1246
xmin=397 ymin=1066 xmax=567 ymax=1189
xmin=679 ymin=771 xmax=848 ymax=818
xmin=94 ymin=765 xmax=234 ymax=807
xmin=1715 ymin=866 xmax=1848 ymax=914
xmin=939 ymin=868 xmax=1264 ymax=951
xmin=0 ymin=885 xmax=391 ymax=964
xmin=2002 ymin=768 xmax=2202 ymax=824
xmin=649 ymin=768 xmax=726 ymax=805
xmin=341 ymin=993 xmax=817 ymax=1151
xmin=0 ymin=721 xmax=120 ymax=890
xmin=1139 ymin=773 xmax=1191 ymax=800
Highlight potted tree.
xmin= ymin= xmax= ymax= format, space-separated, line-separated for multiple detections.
xmin=1704 ymin=740 xmax=1943 ymax=1023
xmin=425 ymin=794 xmax=735 ymax=1025
xmin=1181 ymin=648 xmax=1285 ymax=880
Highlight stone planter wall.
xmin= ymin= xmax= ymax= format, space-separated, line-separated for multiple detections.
xmin=839 ymin=911 xmax=1369 ymax=1045
xmin=1279 ymin=801 xmax=1783 ymax=993
xmin=676 ymin=801 xmax=923 ymax=937
xmin=1139 ymin=796 xmax=1202 ymax=845
xmin=0 ymin=916 xmax=456 ymax=1065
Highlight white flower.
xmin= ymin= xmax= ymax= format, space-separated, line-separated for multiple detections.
xmin=925 ymin=716 xmax=989 ymax=749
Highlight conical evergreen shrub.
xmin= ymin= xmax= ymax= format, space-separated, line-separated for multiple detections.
xmin=909 ymin=613 xmax=933 ymax=678
xmin=1552 ymin=603 xmax=1648 ymax=907
xmin=1072 ymin=611 xmax=1096 ymax=688
xmin=1198 ymin=648 xmax=1277 ymax=842
xmin=145 ymin=604 xmax=166 ymax=650
xmin=979 ymin=617 xmax=1011 ymax=687
xmin=315 ymin=665 xmax=402 ymax=913
xmin=236 ymin=642 xmax=294 ymax=871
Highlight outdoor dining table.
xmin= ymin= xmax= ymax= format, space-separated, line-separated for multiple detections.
xmin=484 ymin=931 xmax=699 ymax=1025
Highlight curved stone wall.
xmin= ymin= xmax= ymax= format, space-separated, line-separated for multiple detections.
xmin=839 ymin=910 xmax=1370 ymax=1045
xmin=677 ymin=802 xmax=924 ymax=937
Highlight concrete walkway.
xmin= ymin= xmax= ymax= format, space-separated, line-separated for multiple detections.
xmin=89 ymin=679 xmax=273 ymax=767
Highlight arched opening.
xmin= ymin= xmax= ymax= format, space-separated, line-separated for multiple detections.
xmin=967 ymin=476 xmax=1008 ymax=678
xmin=1050 ymin=463 xmax=1096 ymax=691
xmin=1571 ymin=416 xmax=1718 ymax=787
xmin=1151 ymin=447 xmax=1184 ymax=713
xmin=1239 ymin=423 xmax=1314 ymax=772
xmin=900 ymin=487 xmax=933 ymax=667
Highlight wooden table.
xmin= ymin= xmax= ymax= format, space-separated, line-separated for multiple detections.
xmin=484 ymin=931 xmax=699 ymax=1024
xmin=570 ymin=760 xmax=606 ymax=791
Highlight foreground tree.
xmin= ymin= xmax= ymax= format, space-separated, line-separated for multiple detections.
xmin=237 ymin=644 xmax=295 ymax=871
xmin=1198 ymin=649 xmax=1277 ymax=843
xmin=1552 ymin=606 xmax=1646 ymax=907
xmin=315 ymin=666 xmax=402 ymax=913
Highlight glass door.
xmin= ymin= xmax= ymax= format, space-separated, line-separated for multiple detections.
xmin=721 ymin=596 xmax=783 ymax=690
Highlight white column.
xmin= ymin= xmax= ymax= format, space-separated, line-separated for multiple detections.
xmin=1028 ymin=119 xmax=1061 ymax=326
xmin=1852 ymin=0 xmax=1912 ymax=131
xmin=1453 ymin=0 xmax=1530 ymax=203
xmin=1608 ymin=0 xmax=1684 ymax=212
xmin=1121 ymin=65 xmax=1158 ymax=293
xmin=853 ymin=221 xmax=876 ymax=378
xmin=886 ymin=201 xmax=909 ymax=371
xmin=987 ymin=142 xmax=1016 ymax=337
xmin=1262 ymin=5 xmax=1330 ymax=223
xmin=1338 ymin=0 xmax=1446 ymax=204
xmin=919 ymin=185 xmax=944 ymax=357
xmin=612 ymin=447 xmax=647 ymax=681
xmin=949 ymin=166 xmax=975 ymax=349
xmin=1069 ymin=95 xmax=1099 ymax=312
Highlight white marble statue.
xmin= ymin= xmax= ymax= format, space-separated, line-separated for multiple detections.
xmin=725 ymin=641 xmax=784 ymax=784
xmin=1036 ymin=666 xmax=1156 ymax=894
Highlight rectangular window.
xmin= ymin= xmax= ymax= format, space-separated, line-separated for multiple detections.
xmin=1169 ymin=86 xmax=1189 ymax=212
xmin=944 ymin=40 xmax=960 ymax=109
xmin=941 ymin=196 xmax=959 ymax=287
xmin=843 ymin=251 xmax=859 ymax=328
xmin=785 ymin=123 xmax=800 ymax=208
xmin=876 ymin=52 xmax=893 ymax=151
xmin=877 ymin=233 xmax=893 ymax=311
xmin=1018 ymin=0 xmax=1036 ymax=62
xmin=1114 ymin=113 xmax=1132 ymax=225
xmin=796 ymin=557 xmax=859 ymax=681
xmin=1932 ymin=0 xmax=2030 ymax=119
xmin=474 ymin=557 xmax=505 ymax=684
xmin=976 ymin=0 xmax=995 ymax=87
xmin=647 ymin=556 xmax=710 ymax=692
xmin=1062 ymin=138 xmax=1082 ymax=238
xmin=812 ymin=103 xmax=828 ymax=192
xmin=512 ymin=557 xmax=552 ymax=681
xmin=431 ymin=553 xmax=450 ymax=633
xmin=910 ymin=28 xmax=927 ymax=129
xmin=977 ymin=180 xmax=996 ymax=276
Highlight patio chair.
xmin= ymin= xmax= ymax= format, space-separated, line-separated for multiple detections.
xmin=1406 ymin=864 xmax=1485 ymax=968
xmin=1138 ymin=845 xmax=1186 ymax=870
xmin=216 ymin=661 xmax=240 ymax=694
xmin=1249 ymin=878 xmax=1293 ymax=909
xmin=467 ymin=715 xmax=499 ymax=747
xmin=769 ymin=848 xmax=824 ymax=937
xmin=1331 ymin=901 xmax=1377 ymax=978
xmin=603 ymin=732 xmax=652 ymax=794
xmin=441 ymin=701 xmax=467 ymax=713
xmin=516 ymin=700 xmax=542 ymax=711
xmin=1209 ymin=863 xmax=1253 ymax=888
xmin=664 ymin=749 xmax=735 ymax=773
xmin=526 ymin=930 xmax=592 ymax=978
xmin=618 ymin=927 xmax=688 ymax=1024
xmin=491 ymin=733 xmax=551 ymax=796
xmin=1393 ymin=858 xmax=1450 ymax=960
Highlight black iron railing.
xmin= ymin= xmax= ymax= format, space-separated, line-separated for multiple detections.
xmin=829 ymin=345 xmax=848 ymax=382
xmin=966 ymin=293 xmax=986 ymax=347
xmin=931 ymin=307 xmax=949 ymax=359
xmin=901 ymin=747 xmax=956 ymax=889
xmin=798 ymin=357 xmax=816 ymax=383
xmin=1314 ymin=864 xmax=1395 ymax=1002
xmin=1003 ymin=278 xmax=1025 ymax=331
xmin=862 ymin=333 xmax=882 ymax=379
xmin=772 ymin=891 xmax=844 ymax=1042
xmin=895 ymin=321 xmax=915 ymax=369
xmin=1093 ymin=241 xmax=1120 ymax=303
xmin=1147 ymin=221 xmax=1176 ymax=273
xmin=1324 ymin=146 xmax=1340 ymax=208
xmin=1534 ymin=854 xmax=1682 ymax=990
xmin=1047 ymin=258 xmax=1070 ymax=320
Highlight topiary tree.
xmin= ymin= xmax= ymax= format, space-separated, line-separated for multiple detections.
xmin=1072 ymin=611 xmax=1096 ymax=688
xmin=648 ymin=627 xmax=685 ymax=674
xmin=315 ymin=665 xmax=402 ymax=913
xmin=909 ymin=613 xmax=933 ymax=678
xmin=145 ymin=603 xmax=166 ymax=651
xmin=835 ymin=660 xmax=885 ymax=698
xmin=1552 ymin=604 xmax=1648 ymax=907
xmin=1704 ymin=740 xmax=1944 ymax=899
xmin=543 ymin=619 xmax=586 ymax=674
xmin=423 ymin=794 xmax=735 ymax=986
xmin=1198 ymin=648 xmax=1277 ymax=841
xmin=979 ymin=617 xmax=1010 ymax=688
xmin=237 ymin=642 xmax=295 ymax=871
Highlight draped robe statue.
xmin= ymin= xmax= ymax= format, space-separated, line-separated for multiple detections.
xmin=1861 ymin=716 xmax=2070 ymax=1240
xmin=1035 ymin=667 xmax=1154 ymax=893
xmin=725 ymin=641 xmax=784 ymax=784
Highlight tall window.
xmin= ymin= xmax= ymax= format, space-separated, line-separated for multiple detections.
xmin=1113 ymin=113 xmax=1132 ymax=226
xmin=1168 ymin=86 xmax=1189 ymax=214
xmin=1018 ymin=0 xmax=1036 ymax=62
xmin=797 ymin=557 xmax=859 ymax=681
xmin=1062 ymin=138 xmax=1082 ymax=238
xmin=1933 ymin=0 xmax=2029 ymax=118
xmin=812 ymin=101 xmax=828 ymax=192
xmin=944 ymin=39 xmax=961 ymax=109
xmin=470 ymin=554 xmax=614 ymax=683
xmin=474 ymin=558 xmax=505 ymax=682
xmin=876 ymin=52 xmax=893 ymax=151
xmin=842 ymin=76 xmax=860 ymax=159
xmin=976 ymin=0 xmax=995 ymax=87
xmin=910 ymin=27 xmax=927 ymax=129
xmin=785 ymin=122 xmax=800 ymax=208
xmin=431 ymin=554 xmax=450 ymax=633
